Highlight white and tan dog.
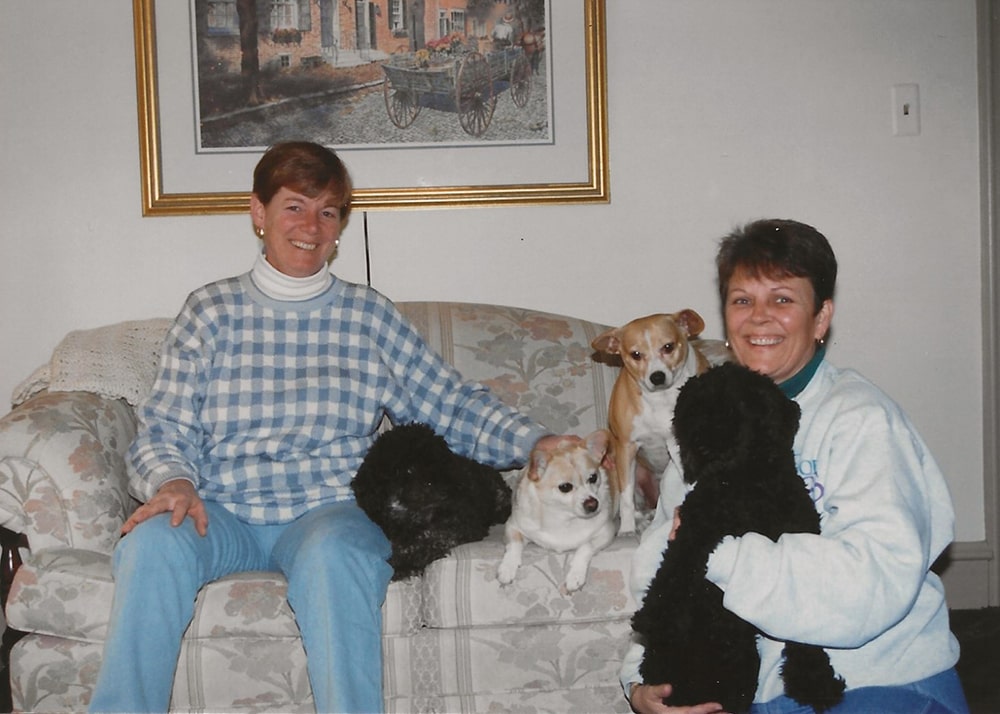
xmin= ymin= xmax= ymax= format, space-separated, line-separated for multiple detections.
xmin=497 ymin=430 xmax=615 ymax=593
xmin=591 ymin=310 xmax=715 ymax=534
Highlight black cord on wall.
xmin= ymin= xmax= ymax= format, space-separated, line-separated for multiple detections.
xmin=363 ymin=211 xmax=372 ymax=287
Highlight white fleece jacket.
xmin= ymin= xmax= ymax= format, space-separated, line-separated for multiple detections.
xmin=620 ymin=359 xmax=960 ymax=704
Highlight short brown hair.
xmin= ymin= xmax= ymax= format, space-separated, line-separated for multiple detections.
xmin=716 ymin=219 xmax=837 ymax=314
xmin=252 ymin=141 xmax=353 ymax=225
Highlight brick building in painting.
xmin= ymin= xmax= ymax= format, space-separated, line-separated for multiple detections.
xmin=197 ymin=0 xmax=540 ymax=71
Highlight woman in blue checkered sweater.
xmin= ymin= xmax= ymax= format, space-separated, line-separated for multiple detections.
xmin=90 ymin=142 xmax=561 ymax=714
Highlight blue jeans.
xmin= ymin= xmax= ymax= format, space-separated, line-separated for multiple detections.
xmin=89 ymin=500 xmax=393 ymax=713
xmin=751 ymin=667 xmax=970 ymax=714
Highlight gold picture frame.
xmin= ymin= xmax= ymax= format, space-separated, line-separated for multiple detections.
xmin=133 ymin=0 xmax=609 ymax=216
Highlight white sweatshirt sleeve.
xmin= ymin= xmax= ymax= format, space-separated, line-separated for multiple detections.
xmin=705 ymin=367 xmax=955 ymax=649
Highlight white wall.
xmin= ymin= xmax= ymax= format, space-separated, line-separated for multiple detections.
xmin=1 ymin=2 xmax=984 ymax=547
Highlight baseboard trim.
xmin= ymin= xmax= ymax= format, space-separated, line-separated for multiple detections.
xmin=938 ymin=540 xmax=995 ymax=609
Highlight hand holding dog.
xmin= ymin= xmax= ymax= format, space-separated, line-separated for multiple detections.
xmin=669 ymin=507 xmax=681 ymax=541
xmin=629 ymin=683 xmax=727 ymax=714
xmin=121 ymin=478 xmax=208 ymax=537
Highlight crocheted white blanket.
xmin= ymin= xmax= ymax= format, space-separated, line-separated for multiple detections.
xmin=12 ymin=318 xmax=173 ymax=407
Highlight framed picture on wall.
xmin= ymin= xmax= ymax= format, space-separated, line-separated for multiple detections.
xmin=134 ymin=0 xmax=609 ymax=216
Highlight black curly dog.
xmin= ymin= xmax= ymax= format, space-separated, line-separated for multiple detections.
xmin=352 ymin=422 xmax=512 ymax=580
xmin=631 ymin=363 xmax=845 ymax=713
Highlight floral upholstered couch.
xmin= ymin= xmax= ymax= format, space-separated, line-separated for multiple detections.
xmin=0 ymin=302 xmax=723 ymax=713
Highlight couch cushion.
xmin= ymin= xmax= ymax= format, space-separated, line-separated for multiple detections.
xmin=13 ymin=626 xmax=634 ymax=714
xmin=6 ymin=548 xmax=113 ymax=643
xmin=421 ymin=525 xmax=638 ymax=629
xmin=172 ymin=634 xmax=314 ymax=713
xmin=383 ymin=618 xmax=634 ymax=710
xmin=9 ymin=635 xmax=101 ymax=714
xmin=385 ymin=685 xmax=630 ymax=714
xmin=6 ymin=548 xmax=423 ymax=642
xmin=397 ymin=302 xmax=618 ymax=436
xmin=9 ymin=634 xmax=318 ymax=714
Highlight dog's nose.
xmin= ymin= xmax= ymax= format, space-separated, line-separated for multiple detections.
xmin=583 ymin=497 xmax=599 ymax=513
xmin=650 ymin=371 xmax=666 ymax=386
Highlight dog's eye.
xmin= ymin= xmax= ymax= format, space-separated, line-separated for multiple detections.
xmin=588 ymin=472 xmax=599 ymax=484
xmin=558 ymin=482 xmax=573 ymax=493
xmin=629 ymin=351 xmax=642 ymax=361
xmin=662 ymin=342 xmax=675 ymax=355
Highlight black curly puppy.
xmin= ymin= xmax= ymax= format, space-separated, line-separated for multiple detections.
xmin=352 ymin=422 xmax=512 ymax=581
xmin=631 ymin=363 xmax=845 ymax=713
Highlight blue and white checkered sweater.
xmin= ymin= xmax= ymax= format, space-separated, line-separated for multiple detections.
xmin=127 ymin=272 xmax=548 ymax=524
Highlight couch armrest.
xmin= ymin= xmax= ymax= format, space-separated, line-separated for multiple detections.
xmin=0 ymin=391 xmax=138 ymax=556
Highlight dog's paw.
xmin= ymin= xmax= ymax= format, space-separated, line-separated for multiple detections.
xmin=564 ymin=567 xmax=588 ymax=592
xmin=617 ymin=500 xmax=637 ymax=535
xmin=497 ymin=556 xmax=519 ymax=586
xmin=564 ymin=546 xmax=596 ymax=592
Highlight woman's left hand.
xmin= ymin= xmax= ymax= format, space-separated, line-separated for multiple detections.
xmin=121 ymin=478 xmax=209 ymax=537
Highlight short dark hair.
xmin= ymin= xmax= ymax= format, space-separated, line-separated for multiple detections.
xmin=716 ymin=219 xmax=837 ymax=314
xmin=252 ymin=141 xmax=353 ymax=225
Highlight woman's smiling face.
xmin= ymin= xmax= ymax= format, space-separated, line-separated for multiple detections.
xmin=251 ymin=186 xmax=343 ymax=278
xmin=724 ymin=267 xmax=833 ymax=383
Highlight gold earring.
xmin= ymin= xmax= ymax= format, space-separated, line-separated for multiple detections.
xmin=255 ymin=226 xmax=264 ymax=238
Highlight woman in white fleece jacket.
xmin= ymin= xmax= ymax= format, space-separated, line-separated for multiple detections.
xmin=622 ymin=219 xmax=969 ymax=714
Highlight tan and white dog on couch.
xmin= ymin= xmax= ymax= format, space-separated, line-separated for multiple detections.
xmin=592 ymin=309 xmax=725 ymax=534
xmin=498 ymin=430 xmax=616 ymax=593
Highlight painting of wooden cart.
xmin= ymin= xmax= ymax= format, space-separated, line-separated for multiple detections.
xmin=381 ymin=47 xmax=532 ymax=137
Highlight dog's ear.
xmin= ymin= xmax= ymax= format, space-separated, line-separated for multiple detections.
xmin=527 ymin=450 xmax=549 ymax=481
xmin=591 ymin=328 xmax=623 ymax=356
xmin=585 ymin=429 xmax=613 ymax=469
xmin=674 ymin=309 xmax=705 ymax=338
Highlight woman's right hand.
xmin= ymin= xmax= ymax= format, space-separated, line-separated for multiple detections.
xmin=629 ymin=683 xmax=727 ymax=714
xmin=121 ymin=478 xmax=209 ymax=537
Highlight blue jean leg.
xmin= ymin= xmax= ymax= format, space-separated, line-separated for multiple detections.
xmin=89 ymin=502 xmax=267 ymax=713
xmin=751 ymin=667 xmax=969 ymax=714
xmin=269 ymin=501 xmax=393 ymax=714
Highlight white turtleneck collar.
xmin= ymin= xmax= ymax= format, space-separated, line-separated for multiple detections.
xmin=251 ymin=252 xmax=332 ymax=301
